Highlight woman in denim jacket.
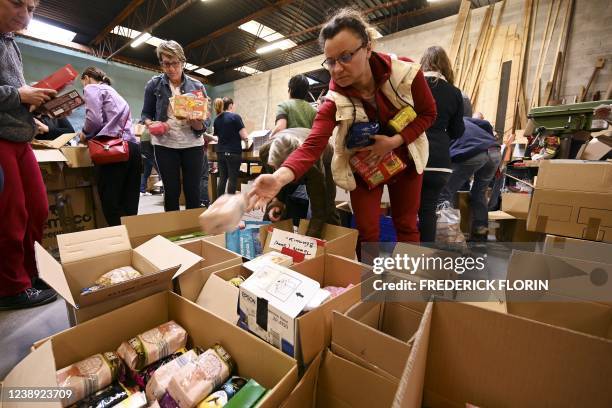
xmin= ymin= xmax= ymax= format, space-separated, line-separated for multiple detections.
xmin=141 ymin=40 xmax=207 ymax=211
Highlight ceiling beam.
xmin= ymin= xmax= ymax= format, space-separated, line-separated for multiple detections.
xmin=91 ymin=0 xmax=147 ymax=46
xmin=207 ymin=0 xmax=456 ymax=77
xmin=185 ymin=0 xmax=298 ymax=51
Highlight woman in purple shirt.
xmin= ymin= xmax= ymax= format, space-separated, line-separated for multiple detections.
xmin=78 ymin=67 xmax=141 ymax=226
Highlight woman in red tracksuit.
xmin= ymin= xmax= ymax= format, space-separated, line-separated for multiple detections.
xmin=248 ymin=8 xmax=436 ymax=247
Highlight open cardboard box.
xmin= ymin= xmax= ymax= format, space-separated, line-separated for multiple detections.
xmin=334 ymin=302 xmax=432 ymax=385
xmin=121 ymin=208 xmax=207 ymax=247
xmin=35 ymin=225 xmax=202 ymax=325
xmin=201 ymin=254 xmax=368 ymax=366
xmin=3 ymin=291 xmax=298 ymax=408
xmin=543 ymin=234 xmax=612 ymax=264
xmin=526 ymin=160 xmax=612 ymax=242
xmin=501 ymin=192 xmax=531 ymax=219
xmin=32 ymin=133 xmax=93 ymax=168
xmin=406 ymin=301 xmax=612 ymax=408
xmin=504 ymin=250 xmax=612 ymax=339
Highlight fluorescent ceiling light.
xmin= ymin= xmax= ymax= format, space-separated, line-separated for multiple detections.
xmin=184 ymin=63 xmax=199 ymax=71
xmin=194 ymin=67 xmax=214 ymax=76
xmin=256 ymin=39 xmax=297 ymax=54
xmin=235 ymin=66 xmax=262 ymax=75
xmin=111 ymin=25 xmax=141 ymax=39
xmin=131 ymin=32 xmax=151 ymax=47
xmin=27 ymin=19 xmax=76 ymax=43
xmin=239 ymin=21 xmax=284 ymax=42
xmin=145 ymin=36 xmax=163 ymax=47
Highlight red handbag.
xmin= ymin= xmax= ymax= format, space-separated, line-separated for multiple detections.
xmin=88 ymin=136 xmax=129 ymax=165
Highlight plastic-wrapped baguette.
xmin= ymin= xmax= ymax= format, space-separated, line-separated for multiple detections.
xmin=146 ymin=349 xmax=200 ymax=402
xmin=198 ymin=194 xmax=246 ymax=235
xmin=117 ymin=321 xmax=188 ymax=371
xmin=167 ymin=345 xmax=234 ymax=408
xmin=56 ymin=352 xmax=123 ymax=407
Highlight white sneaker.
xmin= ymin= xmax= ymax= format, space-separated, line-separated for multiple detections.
xmin=140 ymin=192 xmax=153 ymax=196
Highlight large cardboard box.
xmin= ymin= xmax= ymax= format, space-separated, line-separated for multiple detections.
xmin=334 ymin=302 xmax=431 ymax=386
xmin=35 ymin=225 xmax=202 ymax=325
xmin=121 ymin=208 xmax=205 ymax=247
xmin=43 ymin=187 xmax=97 ymax=258
xmin=32 ymin=133 xmax=93 ymax=168
xmin=501 ymin=192 xmax=531 ymax=219
xmin=409 ymin=301 xmax=612 ymax=408
xmin=2 ymin=291 xmax=298 ymax=408
xmin=505 ymin=250 xmax=612 ymax=339
xmin=526 ymin=160 xmax=612 ymax=242
xmin=202 ymin=254 xmax=367 ymax=365
xmin=543 ymin=234 xmax=612 ymax=264
xmin=281 ymin=350 xmax=398 ymax=408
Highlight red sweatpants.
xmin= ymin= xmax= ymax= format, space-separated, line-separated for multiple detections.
xmin=0 ymin=139 xmax=48 ymax=296
xmin=350 ymin=162 xmax=423 ymax=245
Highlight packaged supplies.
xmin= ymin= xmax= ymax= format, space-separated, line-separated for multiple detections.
xmin=73 ymin=383 xmax=129 ymax=408
xmin=199 ymin=194 xmax=246 ymax=235
xmin=197 ymin=376 xmax=247 ymax=407
xmin=116 ymin=392 xmax=147 ymax=408
xmin=225 ymin=221 xmax=269 ymax=260
xmin=167 ymin=345 xmax=234 ymax=408
xmin=34 ymin=64 xmax=78 ymax=91
xmin=243 ymin=252 xmax=293 ymax=273
xmin=128 ymin=349 xmax=188 ymax=390
xmin=388 ymin=105 xmax=417 ymax=133
xmin=223 ymin=379 xmax=266 ymax=408
xmin=303 ymin=289 xmax=332 ymax=312
xmin=346 ymin=122 xmax=379 ymax=149
xmin=39 ymin=89 xmax=85 ymax=118
xmin=228 ymin=277 xmax=245 ymax=288
xmin=82 ymin=266 xmax=142 ymax=295
xmin=145 ymin=350 xmax=199 ymax=402
xmin=117 ymin=321 xmax=188 ymax=371
xmin=159 ymin=392 xmax=179 ymax=408
xmin=170 ymin=93 xmax=207 ymax=120
xmin=323 ymin=284 xmax=355 ymax=299
xmin=350 ymin=150 xmax=406 ymax=189
xmin=57 ymin=352 xmax=124 ymax=406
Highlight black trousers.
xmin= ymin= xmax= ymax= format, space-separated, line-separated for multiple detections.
xmin=153 ymin=144 xmax=203 ymax=211
xmin=418 ymin=171 xmax=451 ymax=243
xmin=217 ymin=152 xmax=241 ymax=197
xmin=96 ymin=141 xmax=141 ymax=226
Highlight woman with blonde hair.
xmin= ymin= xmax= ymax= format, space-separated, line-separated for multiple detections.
xmin=418 ymin=45 xmax=464 ymax=243
xmin=213 ymin=97 xmax=248 ymax=198
xmin=141 ymin=40 xmax=208 ymax=211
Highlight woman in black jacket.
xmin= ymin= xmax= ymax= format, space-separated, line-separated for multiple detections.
xmin=418 ymin=46 xmax=465 ymax=243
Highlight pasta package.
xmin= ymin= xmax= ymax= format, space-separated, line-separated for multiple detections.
xmin=146 ymin=350 xmax=200 ymax=402
xmin=57 ymin=352 xmax=124 ymax=407
xmin=117 ymin=321 xmax=188 ymax=371
xmin=82 ymin=266 xmax=142 ymax=295
xmin=72 ymin=383 xmax=129 ymax=408
xmin=167 ymin=345 xmax=234 ymax=408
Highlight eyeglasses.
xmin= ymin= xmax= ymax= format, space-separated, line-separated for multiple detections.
xmin=161 ymin=61 xmax=183 ymax=69
xmin=321 ymin=43 xmax=366 ymax=70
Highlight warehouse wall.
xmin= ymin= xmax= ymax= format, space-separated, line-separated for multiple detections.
xmin=219 ymin=0 xmax=612 ymax=132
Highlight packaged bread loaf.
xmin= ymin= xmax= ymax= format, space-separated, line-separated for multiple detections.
xmin=167 ymin=345 xmax=234 ymax=408
xmin=57 ymin=352 xmax=124 ymax=406
xmin=82 ymin=266 xmax=142 ymax=295
xmin=117 ymin=321 xmax=188 ymax=371
xmin=128 ymin=349 xmax=188 ymax=389
xmin=146 ymin=349 xmax=200 ymax=402
xmin=198 ymin=194 xmax=245 ymax=235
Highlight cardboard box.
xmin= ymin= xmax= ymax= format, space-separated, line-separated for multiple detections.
xmin=578 ymin=135 xmax=612 ymax=160
xmin=261 ymin=219 xmax=358 ymax=260
xmin=43 ymin=188 xmax=97 ymax=258
xmin=281 ymin=350 xmax=398 ymax=408
xmin=35 ymin=225 xmax=202 ymax=325
xmin=505 ymin=250 xmax=612 ymax=339
xmin=543 ymin=234 xmax=612 ymax=264
xmin=412 ymin=301 xmax=612 ymax=408
xmin=501 ymin=192 xmax=531 ymax=219
xmin=334 ymin=302 xmax=431 ymax=385
xmin=495 ymin=218 xmax=545 ymax=242
xmin=204 ymin=254 xmax=367 ymax=365
xmin=32 ymin=133 xmax=93 ymax=168
xmin=3 ymin=291 xmax=298 ymax=408
xmin=526 ymin=160 xmax=612 ymax=242
xmin=121 ymin=208 xmax=206 ymax=247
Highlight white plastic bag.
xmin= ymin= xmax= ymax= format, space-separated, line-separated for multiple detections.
xmin=435 ymin=201 xmax=467 ymax=247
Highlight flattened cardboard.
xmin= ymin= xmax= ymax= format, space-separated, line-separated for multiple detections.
xmin=60 ymin=146 xmax=93 ymax=168
xmin=279 ymin=351 xmax=322 ymax=408
xmin=5 ymin=292 xmax=299 ymax=408
xmin=121 ymin=208 xmax=204 ymax=247
xmin=195 ymin=272 xmax=241 ymax=324
xmin=31 ymin=133 xmax=76 ymax=149
xmin=35 ymin=241 xmax=76 ymax=306
xmin=422 ymin=301 xmax=612 ymax=407
xmin=543 ymin=234 xmax=612 ymax=264
xmin=135 ymin=235 xmax=202 ymax=278
xmin=57 ymin=225 xmax=131 ymax=263
xmin=32 ymin=148 xmax=67 ymax=163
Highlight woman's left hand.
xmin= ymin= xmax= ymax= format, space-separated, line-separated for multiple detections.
xmin=358 ymin=134 xmax=404 ymax=165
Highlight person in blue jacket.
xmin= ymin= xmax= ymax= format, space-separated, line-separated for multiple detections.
xmin=438 ymin=106 xmax=502 ymax=242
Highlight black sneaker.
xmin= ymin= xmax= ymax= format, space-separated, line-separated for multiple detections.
xmin=32 ymin=277 xmax=53 ymax=291
xmin=0 ymin=288 xmax=57 ymax=311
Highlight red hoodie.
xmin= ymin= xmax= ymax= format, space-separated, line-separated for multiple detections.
xmin=282 ymin=51 xmax=437 ymax=180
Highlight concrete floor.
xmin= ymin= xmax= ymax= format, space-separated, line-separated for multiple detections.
xmin=0 ymin=193 xmax=513 ymax=379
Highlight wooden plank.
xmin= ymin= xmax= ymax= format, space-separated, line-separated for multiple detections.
xmin=517 ymin=85 xmax=528 ymax=129
xmin=579 ymin=57 xmax=606 ymax=102
xmin=462 ymin=5 xmax=494 ymax=91
xmin=449 ymin=0 xmax=472 ymax=68
xmin=544 ymin=52 xmax=563 ymax=104
xmin=528 ymin=0 xmax=556 ymax=108
xmin=496 ymin=61 xmax=513 ymax=136
xmin=505 ymin=29 xmax=523 ymax=137
xmin=469 ymin=0 xmax=506 ymax=101
xmin=555 ymin=0 xmax=575 ymax=99
xmin=515 ymin=0 xmax=534 ymax=123
xmin=533 ymin=0 xmax=562 ymax=107
xmin=475 ymin=24 xmax=509 ymax=123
